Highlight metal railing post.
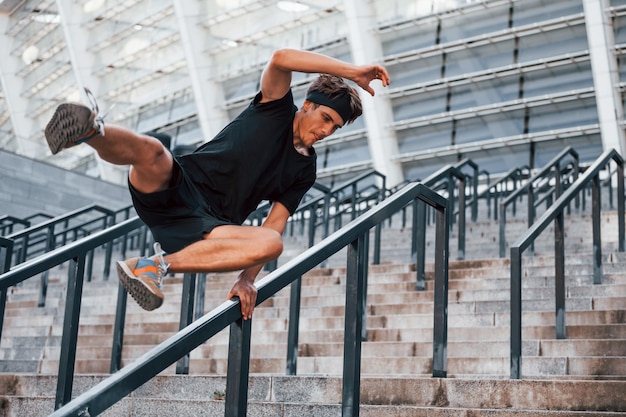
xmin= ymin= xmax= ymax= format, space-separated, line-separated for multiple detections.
xmin=510 ymin=246 xmax=522 ymax=379
xmin=457 ymin=176 xmax=466 ymax=261
xmin=373 ymin=222 xmax=381 ymax=265
xmin=527 ymin=184 xmax=535 ymax=256
xmin=225 ymin=317 xmax=252 ymax=417
xmin=617 ymin=162 xmax=625 ymax=252
xmin=554 ymin=207 xmax=566 ymax=339
xmin=110 ymin=283 xmax=128 ymax=374
xmin=415 ymin=201 xmax=427 ymax=291
xmin=592 ymin=175 xmax=602 ymax=284
xmin=176 ymin=273 xmax=197 ymax=374
xmin=55 ymin=253 xmax=87 ymax=409
xmin=194 ymin=273 xmax=207 ymax=321
xmin=286 ymin=275 xmax=302 ymax=375
xmin=111 ymin=234 xmax=146 ymax=373
xmin=0 ymin=237 xmax=13 ymax=342
xmin=342 ymin=233 xmax=367 ymax=417
xmin=499 ymin=204 xmax=507 ymax=258
xmin=432 ymin=200 xmax=449 ymax=378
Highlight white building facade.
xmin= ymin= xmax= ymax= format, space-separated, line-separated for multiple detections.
xmin=0 ymin=0 xmax=624 ymax=188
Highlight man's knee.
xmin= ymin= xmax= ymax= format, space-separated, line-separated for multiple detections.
xmin=260 ymin=230 xmax=283 ymax=262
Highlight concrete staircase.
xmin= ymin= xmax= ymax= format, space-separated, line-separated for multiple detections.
xmin=0 ymin=209 xmax=624 ymax=415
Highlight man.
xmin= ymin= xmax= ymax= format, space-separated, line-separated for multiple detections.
xmin=44 ymin=48 xmax=390 ymax=319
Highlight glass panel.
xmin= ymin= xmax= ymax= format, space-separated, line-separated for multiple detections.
xmin=518 ymin=24 xmax=588 ymax=62
xmin=440 ymin=6 xmax=510 ymax=43
xmin=445 ymin=40 xmax=516 ymax=78
xmin=534 ymin=134 xmax=602 ymax=167
xmin=522 ymin=62 xmax=593 ymax=97
xmin=403 ymin=156 xmax=459 ymax=182
xmin=618 ymin=54 xmax=626 ymax=82
xmin=455 ymin=111 xmax=526 ymax=144
xmin=528 ymin=97 xmax=598 ymax=133
xmin=323 ymin=139 xmax=371 ymax=169
xmin=171 ymin=120 xmax=202 ymax=151
xmin=614 ymin=15 xmax=626 ymax=45
xmin=513 ymin=0 xmax=583 ymax=27
xmin=386 ymin=56 xmax=444 ymax=88
xmin=392 ymin=90 xmax=448 ymax=121
xmin=450 ymin=76 xmax=520 ymax=111
xmin=380 ymin=20 xmax=439 ymax=55
xmin=465 ymin=144 xmax=532 ymax=174
xmin=397 ymin=122 xmax=453 ymax=153
xmin=222 ymin=73 xmax=260 ymax=102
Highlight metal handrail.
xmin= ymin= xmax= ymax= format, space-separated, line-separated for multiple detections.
xmin=509 ymin=148 xmax=624 ymax=379
xmin=0 ymin=217 xmax=145 ymax=409
xmin=454 ymin=158 xmax=479 ymax=221
xmin=3 ymin=204 xmax=115 ymax=266
xmin=412 ymin=165 xmax=466 ymax=290
xmin=499 ymin=147 xmax=579 ymax=257
xmin=47 ymin=181 xmax=450 ymax=417
xmin=298 ymin=170 xmax=387 ymax=246
xmin=478 ymin=165 xmax=529 ymax=220
xmin=0 ymin=215 xmax=30 ymax=236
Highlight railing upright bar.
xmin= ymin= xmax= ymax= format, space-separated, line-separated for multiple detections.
xmin=341 ymin=233 xmax=367 ymax=417
xmin=432 ymin=195 xmax=449 ymax=378
xmin=617 ymin=162 xmax=625 ymax=252
xmin=373 ymin=222 xmax=381 ymax=265
xmin=527 ymin=184 xmax=535 ymax=256
xmin=176 ymin=273 xmax=197 ymax=374
xmin=457 ymin=176 xmax=466 ymax=261
xmin=286 ymin=275 xmax=302 ymax=375
xmin=0 ymin=237 xmax=13 ymax=342
xmin=554 ymin=206 xmax=566 ymax=339
xmin=415 ymin=201 xmax=427 ymax=291
xmin=55 ymin=253 xmax=87 ymax=409
xmin=103 ymin=214 xmax=115 ymax=279
xmin=111 ymin=233 xmax=146 ymax=374
xmin=592 ymin=175 xmax=602 ymax=285
xmin=110 ymin=283 xmax=128 ymax=373
xmin=86 ymin=249 xmax=95 ymax=283
xmin=361 ymin=233 xmax=369 ymax=342
xmin=510 ymin=246 xmax=523 ymax=379
xmin=225 ymin=317 xmax=252 ymax=417
xmin=194 ymin=273 xmax=207 ymax=321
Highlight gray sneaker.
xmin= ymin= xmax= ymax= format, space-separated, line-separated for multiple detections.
xmin=116 ymin=243 xmax=170 ymax=311
xmin=44 ymin=87 xmax=104 ymax=155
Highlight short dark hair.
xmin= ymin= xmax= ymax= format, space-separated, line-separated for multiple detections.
xmin=306 ymin=74 xmax=362 ymax=124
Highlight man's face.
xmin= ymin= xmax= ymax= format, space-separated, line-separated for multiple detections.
xmin=298 ymin=101 xmax=344 ymax=147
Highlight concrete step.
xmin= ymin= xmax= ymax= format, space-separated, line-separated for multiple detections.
xmin=39 ymin=338 xmax=625 ymax=364
xmin=1 ymin=374 xmax=624 ymax=416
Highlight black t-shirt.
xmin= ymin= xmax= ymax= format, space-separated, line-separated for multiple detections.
xmin=178 ymin=90 xmax=317 ymax=224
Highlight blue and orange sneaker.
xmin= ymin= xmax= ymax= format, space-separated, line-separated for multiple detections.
xmin=44 ymin=87 xmax=105 ymax=155
xmin=116 ymin=242 xmax=170 ymax=311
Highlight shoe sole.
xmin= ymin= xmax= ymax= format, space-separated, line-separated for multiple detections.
xmin=116 ymin=260 xmax=163 ymax=311
xmin=44 ymin=103 xmax=96 ymax=155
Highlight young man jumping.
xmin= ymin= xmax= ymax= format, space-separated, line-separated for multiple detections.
xmin=44 ymin=48 xmax=390 ymax=320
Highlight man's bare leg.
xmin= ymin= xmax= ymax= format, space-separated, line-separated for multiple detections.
xmin=164 ymin=225 xmax=283 ymax=273
xmin=45 ymin=99 xmax=174 ymax=194
xmin=86 ymin=125 xmax=174 ymax=194
xmin=117 ymin=224 xmax=283 ymax=312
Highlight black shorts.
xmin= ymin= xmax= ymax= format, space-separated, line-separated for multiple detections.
xmin=128 ymin=158 xmax=234 ymax=253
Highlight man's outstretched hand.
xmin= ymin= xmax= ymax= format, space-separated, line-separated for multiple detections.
xmin=353 ymin=64 xmax=390 ymax=96
xmin=227 ymin=277 xmax=258 ymax=320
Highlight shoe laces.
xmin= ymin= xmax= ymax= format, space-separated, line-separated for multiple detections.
xmin=152 ymin=242 xmax=170 ymax=289
xmin=84 ymin=87 xmax=115 ymax=136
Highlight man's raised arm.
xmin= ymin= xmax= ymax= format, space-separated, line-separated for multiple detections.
xmin=260 ymin=48 xmax=390 ymax=103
